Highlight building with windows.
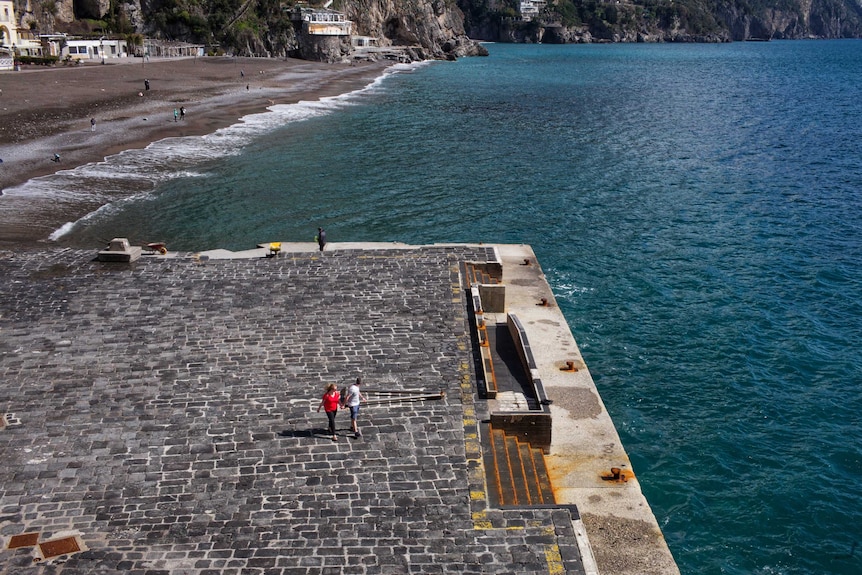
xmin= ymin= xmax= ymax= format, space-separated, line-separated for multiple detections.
xmin=64 ymin=38 xmax=128 ymax=61
xmin=0 ymin=0 xmax=42 ymax=57
xmin=289 ymin=4 xmax=352 ymax=36
xmin=0 ymin=0 xmax=18 ymax=49
xmin=142 ymin=39 xmax=205 ymax=58
xmin=519 ymin=0 xmax=547 ymax=21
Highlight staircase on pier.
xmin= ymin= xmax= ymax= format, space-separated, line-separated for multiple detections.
xmin=483 ymin=423 xmax=555 ymax=507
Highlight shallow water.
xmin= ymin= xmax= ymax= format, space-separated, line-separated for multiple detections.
xmin=18 ymin=41 xmax=862 ymax=574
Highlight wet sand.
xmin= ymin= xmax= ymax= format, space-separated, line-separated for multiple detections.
xmin=0 ymin=56 xmax=392 ymax=249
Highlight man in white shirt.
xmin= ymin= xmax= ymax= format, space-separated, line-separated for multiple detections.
xmin=345 ymin=377 xmax=364 ymax=438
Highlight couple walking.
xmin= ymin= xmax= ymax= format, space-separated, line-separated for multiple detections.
xmin=316 ymin=377 xmax=364 ymax=441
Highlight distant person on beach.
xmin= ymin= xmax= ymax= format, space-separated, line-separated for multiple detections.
xmin=144 ymin=79 xmax=150 ymax=91
xmin=316 ymin=384 xmax=341 ymax=442
xmin=180 ymin=106 xmax=185 ymax=120
xmin=90 ymin=117 xmax=95 ymax=131
xmin=240 ymin=70 xmax=244 ymax=77
xmin=343 ymin=377 xmax=364 ymax=438
xmin=52 ymin=153 xmax=60 ymax=162
xmin=173 ymin=108 xmax=178 ymax=122
xmin=317 ymin=227 xmax=326 ymax=252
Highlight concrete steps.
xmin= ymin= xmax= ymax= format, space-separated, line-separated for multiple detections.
xmin=465 ymin=263 xmax=499 ymax=286
xmin=484 ymin=424 xmax=555 ymax=507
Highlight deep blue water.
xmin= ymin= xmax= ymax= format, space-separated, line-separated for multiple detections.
xmin=27 ymin=41 xmax=862 ymax=574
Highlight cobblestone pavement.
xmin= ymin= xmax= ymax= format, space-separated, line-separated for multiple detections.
xmin=0 ymin=247 xmax=585 ymax=574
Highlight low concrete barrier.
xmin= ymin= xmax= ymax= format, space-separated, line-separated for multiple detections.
xmin=470 ymin=285 xmax=498 ymax=398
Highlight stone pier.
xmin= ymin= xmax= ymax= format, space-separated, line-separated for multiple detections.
xmin=0 ymin=243 xmax=678 ymax=575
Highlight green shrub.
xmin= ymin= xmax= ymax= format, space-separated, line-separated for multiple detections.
xmin=16 ymin=55 xmax=60 ymax=66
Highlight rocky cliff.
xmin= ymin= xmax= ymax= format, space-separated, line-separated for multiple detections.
xmin=459 ymin=0 xmax=862 ymax=44
xmin=13 ymin=0 xmax=862 ymax=62
xmin=16 ymin=0 xmax=487 ymax=61
xmin=345 ymin=0 xmax=488 ymax=59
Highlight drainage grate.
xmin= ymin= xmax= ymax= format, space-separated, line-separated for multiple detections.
xmin=7 ymin=533 xmax=39 ymax=549
xmin=38 ymin=537 xmax=80 ymax=559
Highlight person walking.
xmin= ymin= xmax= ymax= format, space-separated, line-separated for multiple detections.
xmin=144 ymin=79 xmax=150 ymax=91
xmin=343 ymin=377 xmax=364 ymax=438
xmin=180 ymin=106 xmax=185 ymax=121
xmin=317 ymin=227 xmax=326 ymax=252
xmin=90 ymin=117 xmax=96 ymax=131
xmin=173 ymin=108 xmax=179 ymax=122
xmin=317 ymin=384 xmax=341 ymax=441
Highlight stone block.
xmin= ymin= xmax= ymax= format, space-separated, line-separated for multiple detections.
xmin=98 ymin=237 xmax=142 ymax=262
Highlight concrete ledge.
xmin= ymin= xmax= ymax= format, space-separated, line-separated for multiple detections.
xmin=495 ymin=243 xmax=680 ymax=575
xmin=97 ymin=237 xmax=142 ymax=262
xmin=96 ymin=247 xmax=142 ymax=262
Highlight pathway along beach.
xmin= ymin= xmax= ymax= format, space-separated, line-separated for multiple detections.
xmin=0 ymin=56 xmax=392 ymax=248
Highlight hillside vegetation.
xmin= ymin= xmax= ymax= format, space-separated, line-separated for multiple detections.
xmin=17 ymin=0 xmax=862 ymax=61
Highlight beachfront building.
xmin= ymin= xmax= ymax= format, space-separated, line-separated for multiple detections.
xmin=36 ymin=33 xmax=66 ymax=57
xmin=0 ymin=0 xmax=19 ymax=49
xmin=142 ymin=39 xmax=205 ymax=58
xmin=64 ymin=38 xmax=128 ymax=62
xmin=288 ymin=3 xmax=352 ymax=62
xmin=351 ymin=36 xmax=380 ymax=49
xmin=289 ymin=4 xmax=353 ymax=36
xmin=0 ymin=0 xmax=42 ymax=57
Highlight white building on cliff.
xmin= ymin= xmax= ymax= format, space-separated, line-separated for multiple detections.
xmin=0 ymin=0 xmax=42 ymax=59
xmin=519 ymin=0 xmax=547 ymax=21
xmin=289 ymin=3 xmax=352 ymax=36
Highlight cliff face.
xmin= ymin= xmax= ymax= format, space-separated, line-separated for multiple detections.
xmin=345 ymin=0 xmax=487 ymax=59
xmin=16 ymin=0 xmax=862 ymax=62
xmin=459 ymin=0 xmax=862 ymax=44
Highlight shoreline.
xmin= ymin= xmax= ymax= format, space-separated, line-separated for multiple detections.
xmin=0 ymin=56 xmax=394 ymax=250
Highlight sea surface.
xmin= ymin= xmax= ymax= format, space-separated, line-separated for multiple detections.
xmin=9 ymin=40 xmax=862 ymax=574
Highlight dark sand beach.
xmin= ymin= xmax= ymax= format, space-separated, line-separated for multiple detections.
xmin=0 ymin=56 xmax=392 ymax=249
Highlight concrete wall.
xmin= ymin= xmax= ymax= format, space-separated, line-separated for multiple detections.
xmin=478 ymin=283 xmax=505 ymax=313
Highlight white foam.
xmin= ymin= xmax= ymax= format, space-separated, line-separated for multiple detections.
xmin=48 ymin=221 xmax=76 ymax=241
xmin=28 ymin=64 xmax=410 ymax=241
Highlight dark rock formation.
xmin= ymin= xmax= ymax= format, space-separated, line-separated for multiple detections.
xmin=343 ymin=0 xmax=487 ymax=60
xmin=458 ymin=0 xmax=862 ymax=44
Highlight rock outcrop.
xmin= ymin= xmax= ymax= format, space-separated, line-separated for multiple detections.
xmin=458 ymin=0 xmax=862 ymax=44
xmin=343 ymin=0 xmax=487 ymax=60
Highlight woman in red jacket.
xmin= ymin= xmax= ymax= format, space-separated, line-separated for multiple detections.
xmin=316 ymin=384 xmax=341 ymax=441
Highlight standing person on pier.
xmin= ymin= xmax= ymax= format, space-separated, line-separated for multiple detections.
xmin=343 ymin=377 xmax=364 ymax=438
xmin=317 ymin=227 xmax=326 ymax=252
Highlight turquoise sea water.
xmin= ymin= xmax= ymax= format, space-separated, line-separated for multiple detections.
xmin=33 ymin=41 xmax=862 ymax=574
